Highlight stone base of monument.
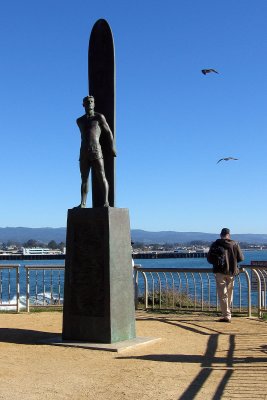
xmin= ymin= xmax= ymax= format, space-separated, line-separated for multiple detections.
xmin=40 ymin=336 xmax=161 ymax=353
xmin=62 ymin=207 xmax=136 ymax=343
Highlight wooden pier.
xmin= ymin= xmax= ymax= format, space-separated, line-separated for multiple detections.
xmin=133 ymin=252 xmax=208 ymax=259
xmin=0 ymin=254 xmax=65 ymax=261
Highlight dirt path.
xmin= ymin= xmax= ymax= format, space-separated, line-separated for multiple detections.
xmin=0 ymin=311 xmax=266 ymax=399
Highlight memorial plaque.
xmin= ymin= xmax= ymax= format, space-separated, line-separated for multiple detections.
xmin=70 ymin=223 xmax=105 ymax=317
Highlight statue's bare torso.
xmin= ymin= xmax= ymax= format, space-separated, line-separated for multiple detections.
xmin=77 ymin=112 xmax=107 ymax=161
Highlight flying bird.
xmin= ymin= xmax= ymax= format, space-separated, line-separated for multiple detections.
xmin=201 ymin=69 xmax=219 ymax=75
xmin=217 ymin=157 xmax=239 ymax=164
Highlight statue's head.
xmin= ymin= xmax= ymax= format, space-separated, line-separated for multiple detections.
xmin=83 ymin=96 xmax=95 ymax=111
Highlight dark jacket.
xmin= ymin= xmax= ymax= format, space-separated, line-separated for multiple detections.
xmin=207 ymin=239 xmax=244 ymax=275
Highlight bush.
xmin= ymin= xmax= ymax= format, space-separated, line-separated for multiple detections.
xmin=138 ymin=288 xmax=199 ymax=309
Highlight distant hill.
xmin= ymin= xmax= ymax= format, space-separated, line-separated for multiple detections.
xmin=0 ymin=227 xmax=67 ymax=243
xmin=0 ymin=227 xmax=267 ymax=245
xmin=131 ymin=229 xmax=267 ymax=245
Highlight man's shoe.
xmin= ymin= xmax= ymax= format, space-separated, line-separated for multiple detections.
xmin=218 ymin=318 xmax=231 ymax=323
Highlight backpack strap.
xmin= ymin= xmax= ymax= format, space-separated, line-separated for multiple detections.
xmin=225 ymin=248 xmax=229 ymax=274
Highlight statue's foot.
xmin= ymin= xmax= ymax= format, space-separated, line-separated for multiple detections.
xmin=103 ymin=201 xmax=109 ymax=207
xmin=73 ymin=203 xmax=86 ymax=209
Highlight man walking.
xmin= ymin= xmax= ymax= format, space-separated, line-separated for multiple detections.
xmin=207 ymin=228 xmax=244 ymax=322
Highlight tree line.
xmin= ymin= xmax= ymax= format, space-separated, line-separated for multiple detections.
xmin=0 ymin=239 xmax=66 ymax=251
xmin=132 ymin=240 xmax=267 ymax=250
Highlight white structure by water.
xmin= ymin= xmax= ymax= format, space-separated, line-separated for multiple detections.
xmin=22 ymin=247 xmax=64 ymax=255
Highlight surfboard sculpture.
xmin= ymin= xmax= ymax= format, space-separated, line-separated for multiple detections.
xmin=89 ymin=19 xmax=116 ymax=207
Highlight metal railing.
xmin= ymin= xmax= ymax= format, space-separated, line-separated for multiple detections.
xmin=0 ymin=264 xmax=20 ymax=312
xmin=1 ymin=262 xmax=267 ymax=318
xmin=241 ymin=262 xmax=267 ymax=317
xmin=25 ymin=265 xmax=65 ymax=312
xmin=134 ymin=265 xmax=251 ymax=317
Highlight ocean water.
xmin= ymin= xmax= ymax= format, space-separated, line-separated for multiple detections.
xmin=0 ymin=250 xmax=266 ymax=310
xmin=135 ymin=249 xmax=267 ymax=268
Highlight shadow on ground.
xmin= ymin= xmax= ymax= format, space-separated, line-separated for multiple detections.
xmin=0 ymin=328 xmax=60 ymax=344
xmin=123 ymin=316 xmax=267 ymax=399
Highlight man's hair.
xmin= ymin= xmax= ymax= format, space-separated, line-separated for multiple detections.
xmin=220 ymin=228 xmax=230 ymax=237
xmin=82 ymin=95 xmax=94 ymax=105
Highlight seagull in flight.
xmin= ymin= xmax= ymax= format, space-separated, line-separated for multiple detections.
xmin=217 ymin=157 xmax=239 ymax=164
xmin=201 ymin=69 xmax=219 ymax=75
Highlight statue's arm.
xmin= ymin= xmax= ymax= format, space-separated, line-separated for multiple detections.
xmin=76 ymin=117 xmax=83 ymax=132
xmin=76 ymin=117 xmax=86 ymax=144
xmin=99 ymin=114 xmax=116 ymax=156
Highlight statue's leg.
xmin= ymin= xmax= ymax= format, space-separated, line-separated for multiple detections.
xmin=93 ymin=158 xmax=109 ymax=207
xmin=80 ymin=158 xmax=90 ymax=208
xmin=81 ymin=180 xmax=88 ymax=208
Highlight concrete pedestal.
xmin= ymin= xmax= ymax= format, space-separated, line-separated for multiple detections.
xmin=62 ymin=207 xmax=136 ymax=343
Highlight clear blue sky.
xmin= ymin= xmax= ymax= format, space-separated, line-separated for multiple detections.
xmin=1 ymin=0 xmax=266 ymax=234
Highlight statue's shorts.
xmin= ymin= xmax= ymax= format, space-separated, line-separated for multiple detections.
xmin=79 ymin=148 xmax=104 ymax=180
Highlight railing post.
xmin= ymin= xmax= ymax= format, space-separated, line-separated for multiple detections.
xmin=16 ymin=265 xmax=20 ymax=313
xmin=241 ymin=268 xmax=251 ymax=317
xmin=134 ymin=267 xmax=138 ymax=310
xmin=26 ymin=267 xmax=30 ymax=312
xmin=198 ymin=272 xmax=204 ymax=311
xmin=140 ymin=271 xmax=148 ymax=309
xmin=252 ymin=269 xmax=262 ymax=318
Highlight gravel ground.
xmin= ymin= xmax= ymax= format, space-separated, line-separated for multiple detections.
xmin=0 ymin=311 xmax=266 ymax=400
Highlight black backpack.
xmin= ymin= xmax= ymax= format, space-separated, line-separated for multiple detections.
xmin=207 ymin=244 xmax=227 ymax=268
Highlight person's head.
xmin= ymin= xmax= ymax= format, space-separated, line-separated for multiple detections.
xmin=83 ymin=96 xmax=95 ymax=113
xmin=220 ymin=228 xmax=230 ymax=239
